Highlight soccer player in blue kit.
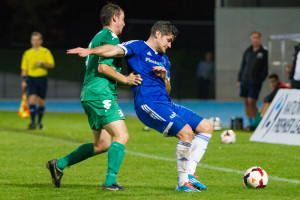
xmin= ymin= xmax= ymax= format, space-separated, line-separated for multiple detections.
xmin=68 ymin=21 xmax=214 ymax=192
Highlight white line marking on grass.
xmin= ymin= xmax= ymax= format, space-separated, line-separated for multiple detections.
xmin=4 ymin=129 xmax=299 ymax=184
xmin=125 ymin=150 xmax=300 ymax=184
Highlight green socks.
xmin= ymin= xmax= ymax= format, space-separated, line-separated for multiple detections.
xmin=56 ymin=141 xmax=125 ymax=186
xmin=104 ymin=141 xmax=125 ymax=186
xmin=57 ymin=143 xmax=96 ymax=171
xmin=252 ymin=112 xmax=263 ymax=128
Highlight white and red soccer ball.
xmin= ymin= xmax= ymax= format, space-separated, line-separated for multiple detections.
xmin=243 ymin=167 xmax=268 ymax=188
xmin=221 ymin=130 xmax=236 ymax=144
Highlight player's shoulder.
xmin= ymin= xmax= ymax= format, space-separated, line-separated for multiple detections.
xmin=122 ymin=40 xmax=143 ymax=46
xmin=40 ymin=46 xmax=51 ymax=53
xmin=93 ymin=28 xmax=119 ymax=43
xmin=261 ymin=45 xmax=268 ymax=52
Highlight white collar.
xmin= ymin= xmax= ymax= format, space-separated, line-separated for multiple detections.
xmin=144 ymin=41 xmax=158 ymax=54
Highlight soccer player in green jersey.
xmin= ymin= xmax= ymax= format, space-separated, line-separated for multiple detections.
xmin=46 ymin=4 xmax=142 ymax=191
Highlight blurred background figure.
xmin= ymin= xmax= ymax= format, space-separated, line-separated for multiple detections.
xmin=289 ymin=43 xmax=300 ymax=89
xmin=236 ymin=31 xmax=268 ymax=128
xmin=251 ymin=73 xmax=290 ymax=130
xmin=21 ymin=32 xmax=55 ymax=130
xmin=197 ymin=51 xmax=215 ymax=99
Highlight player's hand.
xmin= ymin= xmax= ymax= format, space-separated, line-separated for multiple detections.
xmin=34 ymin=62 xmax=42 ymax=67
xmin=67 ymin=47 xmax=91 ymax=57
xmin=21 ymin=81 xmax=27 ymax=93
xmin=153 ymin=66 xmax=167 ymax=80
xmin=236 ymin=81 xmax=241 ymax=88
xmin=125 ymin=72 xmax=143 ymax=86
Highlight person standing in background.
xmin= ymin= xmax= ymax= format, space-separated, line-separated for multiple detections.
xmin=289 ymin=43 xmax=300 ymax=89
xmin=197 ymin=52 xmax=215 ymax=99
xmin=236 ymin=31 xmax=268 ymax=127
xmin=21 ymin=32 xmax=55 ymax=129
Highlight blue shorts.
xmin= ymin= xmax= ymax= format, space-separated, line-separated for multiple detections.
xmin=27 ymin=76 xmax=48 ymax=99
xmin=135 ymin=101 xmax=204 ymax=137
xmin=240 ymin=81 xmax=262 ymax=100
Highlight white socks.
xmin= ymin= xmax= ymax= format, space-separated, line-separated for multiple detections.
xmin=187 ymin=133 xmax=212 ymax=175
xmin=176 ymin=140 xmax=191 ymax=186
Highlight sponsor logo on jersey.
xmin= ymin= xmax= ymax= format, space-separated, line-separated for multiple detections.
xmin=147 ymin=51 xmax=152 ymax=56
xmin=145 ymin=57 xmax=160 ymax=65
xmin=162 ymin=57 xmax=167 ymax=66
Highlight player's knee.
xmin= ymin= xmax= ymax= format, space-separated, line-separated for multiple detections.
xmin=196 ymin=120 xmax=214 ymax=135
xmin=203 ymin=121 xmax=214 ymax=135
xmin=114 ymin=131 xmax=129 ymax=145
xmin=93 ymin=142 xmax=110 ymax=154
xmin=178 ymin=128 xmax=193 ymax=143
xmin=185 ymin=131 xmax=194 ymax=142
xmin=38 ymin=99 xmax=45 ymax=107
xmin=121 ymin=132 xmax=129 ymax=144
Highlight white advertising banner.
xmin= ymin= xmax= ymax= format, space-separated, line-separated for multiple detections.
xmin=250 ymin=89 xmax=300 ymax=146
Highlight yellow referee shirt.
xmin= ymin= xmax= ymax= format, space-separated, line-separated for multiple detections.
xmin=21 ymin=46 xmax=55 ymax=77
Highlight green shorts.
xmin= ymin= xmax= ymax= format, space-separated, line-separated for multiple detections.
xmin=81 ymin=100 xmax=125 ymax=130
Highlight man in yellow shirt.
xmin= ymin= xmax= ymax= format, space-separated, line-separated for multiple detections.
xmin=21 ymin=32 xmax=55 ymax=129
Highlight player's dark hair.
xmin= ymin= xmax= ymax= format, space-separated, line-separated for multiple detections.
xmin=31 ymin=32 xmax=43 ymax=40
xmin=251 ymin=31 xmax=262 ymax=37
xmin=100 ymin=3 xmax=124 ymax=26
xmin=269 ymin=73 xmax=279 ymax=80
xmin=150 ymin=21 xmax=179 ymax=39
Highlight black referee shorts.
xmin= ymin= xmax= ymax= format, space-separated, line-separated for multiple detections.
xmin=239 ymin=81 xmax=262 ymax=100
xmin=27 ymin=76 xmax=48 ymax=99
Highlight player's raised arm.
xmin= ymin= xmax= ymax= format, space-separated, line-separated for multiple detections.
xmin=67 ymin=45 xmax=125 ymax=58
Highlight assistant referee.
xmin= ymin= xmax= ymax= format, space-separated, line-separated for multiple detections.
xmin=21 ymin=32 xmax=55 ymax=129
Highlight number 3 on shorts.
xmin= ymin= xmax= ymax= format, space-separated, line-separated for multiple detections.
xmin=118 ymin=110 xmax=124 ymax=117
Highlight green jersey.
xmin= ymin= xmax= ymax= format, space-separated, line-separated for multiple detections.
xmin=80 ymin=28 xmax=122 ymax=101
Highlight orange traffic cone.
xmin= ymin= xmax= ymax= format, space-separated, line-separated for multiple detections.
xmin=18 ymin=94 xmax=30 ymax=119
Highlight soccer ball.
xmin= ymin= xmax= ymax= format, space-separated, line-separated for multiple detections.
xmin=243 ymin=167 xmax=268 ymax=188
xmin=221 ymin=130 xmax=236 ymax=144
xmin=143 ymin=126 xmax=150 ymax=131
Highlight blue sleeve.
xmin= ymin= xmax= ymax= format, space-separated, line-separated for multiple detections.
xmin=118 ymin=40 xmax=140 ymax=57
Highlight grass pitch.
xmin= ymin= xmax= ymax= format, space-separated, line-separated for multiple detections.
xmin=0 ymin=111 xmax=299 ymax=200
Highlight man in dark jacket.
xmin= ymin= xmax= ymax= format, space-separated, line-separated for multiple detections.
xmin=236 ymin=31 xmax=268 ymax=127
xmin=289 ymin=43 xmax=300 ymax=89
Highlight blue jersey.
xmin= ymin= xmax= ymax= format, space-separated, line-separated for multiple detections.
xmin=119 ymin=40 xmax=171 ymax=106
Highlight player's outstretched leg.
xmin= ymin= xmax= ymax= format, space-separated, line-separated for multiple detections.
xmin=46 ymin=129 xmax=111 ymax=188
xmin=175 ymin=125 xmax=199 ymax=192
xmin=46 ymin=159 xmax=63 ymax=188
xmin=187 ymin=119 xmax=213 ymax=190
xmin=102 ymin=120 xmax=128 ymax=191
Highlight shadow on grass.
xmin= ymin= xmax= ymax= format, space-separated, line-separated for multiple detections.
xmin=3 ymin=183 xmax=98 ymax=189
xmin=0 ymin=127 xmax=82 ymax=144
xmin=3 ymin=182 xmax=174 ymax=192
